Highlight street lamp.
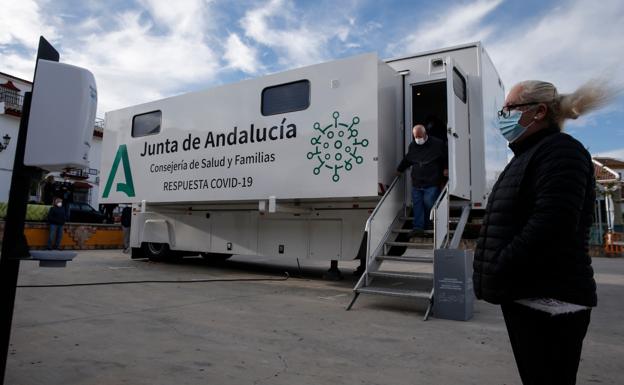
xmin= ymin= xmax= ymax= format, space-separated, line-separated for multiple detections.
xmin=0 ymin=134 xmax=10 ymax=152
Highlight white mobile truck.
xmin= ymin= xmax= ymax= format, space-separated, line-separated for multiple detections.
xmin=100 ymin=42 xmax=507 ymax=309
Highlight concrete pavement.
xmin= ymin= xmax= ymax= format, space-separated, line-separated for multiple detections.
xmin=5 ymin=251 xmax=624 ymax=385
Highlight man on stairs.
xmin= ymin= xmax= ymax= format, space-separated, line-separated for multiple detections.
xmin=396 ymin=124 xmax=448 ymax=238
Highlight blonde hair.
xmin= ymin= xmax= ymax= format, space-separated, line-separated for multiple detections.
xmin=516 ymin=79 xmax=619 ymax=129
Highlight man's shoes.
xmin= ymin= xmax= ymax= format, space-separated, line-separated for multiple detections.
xmin=407 ymin=228 xmax=425 ymax=238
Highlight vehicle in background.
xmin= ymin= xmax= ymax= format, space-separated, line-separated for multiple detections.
xmin=67 ymin=202 xmax=106 ymax=223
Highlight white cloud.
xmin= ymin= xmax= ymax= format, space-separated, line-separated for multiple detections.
xmin=0 ymin=0 xmax=57 ymax=49
xmin=138 ymin=0 xmax=214 ymax=36
xmin=390 ymin=0 xmax=502 ymax=55
xmin=0 ymin=0 xmax=220 ymax=115
xmin=241 ymin=0 xmax=323 ymax=67
xmin=240 ymin=0 xmax=353 ymax=68
xmin=1 ymin=52 xmax=37 ymax=81
xmin=224 ymin=33 xmax=261 ymax=74
xmin=65 ymin=9 xmax=219 ymax=114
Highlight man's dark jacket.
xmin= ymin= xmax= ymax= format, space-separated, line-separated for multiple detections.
xmin=47 ymin=206 xmax=66 ymax=226
xmin=397 ymin=137 xmax=447 ymax=188
xmin=473 ymin=126 xmax=597 ymax=307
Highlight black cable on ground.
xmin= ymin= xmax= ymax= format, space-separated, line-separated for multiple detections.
xmin=16 ymin=272 xmax=290 ymax=288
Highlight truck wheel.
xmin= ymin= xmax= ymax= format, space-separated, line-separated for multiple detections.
xmin=200 ymin=252 xmax=232 ymax=261
xmin=142 ymin=242 xmax=171 ymax=261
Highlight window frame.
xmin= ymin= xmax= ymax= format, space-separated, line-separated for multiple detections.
xmin=261 ymin=79 xmax=311 ymax=116
xmin=452 ymin=68 xmax=467 ymax=104
xmin=131 ymin=110 xmax=162 ymax=138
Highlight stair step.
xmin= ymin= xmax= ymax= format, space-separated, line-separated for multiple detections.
xmin=368 ymin=271 xmax=433 ymax=280
xmin=401 ymin=216 xmax=460 ymax=223
xmin=385 ymin=241 xmax=433 ymax=249
xmin=391 ymin=229 xmax=434 ymax=234
xmin=376 ymin=255 xmax=433 ymax=263
xmin=356 ymin=286 xmax=430 ymax=299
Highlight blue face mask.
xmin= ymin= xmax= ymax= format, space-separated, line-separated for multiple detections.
xmin=497 ymin=109 xmax=535 ymax=143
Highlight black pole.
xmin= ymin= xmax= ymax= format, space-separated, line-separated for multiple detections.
xmin=0 ymin=36 xmax=58 ymax=384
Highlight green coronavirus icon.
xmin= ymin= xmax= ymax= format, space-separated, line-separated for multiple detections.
xmin=306 ymin=111 xmax=369 ymax=182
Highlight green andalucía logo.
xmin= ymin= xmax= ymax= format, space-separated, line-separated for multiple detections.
xmin=306 ymin=111 xmax=369 ymax=182
xmin=102 ymin=144 xmax=135 ymax=198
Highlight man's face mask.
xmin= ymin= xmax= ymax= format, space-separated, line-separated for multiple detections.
xmin=415 ymin=136 xmax=427 ymax=145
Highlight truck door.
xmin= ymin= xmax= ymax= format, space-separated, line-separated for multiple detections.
xmin=445 ymin=58 xmax=471 ymax=200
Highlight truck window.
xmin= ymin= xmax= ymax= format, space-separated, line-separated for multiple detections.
xmin=132 ymin=110 xmax=162 ymax=137
xmin=452 ymin=69 xmax=467 ymax=103
xmin=261 ymin=80 xmax=310 ymax=116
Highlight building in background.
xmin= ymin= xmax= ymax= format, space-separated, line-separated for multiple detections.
xmin=0 ymin=72 xmax=32 ymax=202
xmin=594 ymin=157 xmax=624 ymax=223
xmin=592 ymin=157 xmax=623 ymax=244
xmin=0 ymin=71 xmax=103 ymax=207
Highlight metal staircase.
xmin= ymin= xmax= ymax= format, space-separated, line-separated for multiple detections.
xmin=346 ymin=174 xmax=471 ymax=320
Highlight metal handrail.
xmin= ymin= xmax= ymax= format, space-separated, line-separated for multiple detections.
xmin=429 ymin=182 xmax=449 ymax=221
xmin=365 ymin=174 xmax=405 ymax=264
xmin=431 ymin=182 xmax=450 ymax=249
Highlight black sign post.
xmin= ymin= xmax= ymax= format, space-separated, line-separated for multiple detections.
xmin=0 ymin=36 xmax=59 ymax=384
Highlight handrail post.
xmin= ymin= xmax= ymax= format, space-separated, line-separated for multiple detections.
xmin=430 ymin=183 xmax=450 ymax=250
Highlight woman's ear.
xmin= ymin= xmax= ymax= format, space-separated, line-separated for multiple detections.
xmin=534 ymin=103 xmax=548 ymax=120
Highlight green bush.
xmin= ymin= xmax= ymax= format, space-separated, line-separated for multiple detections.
xmin=0 ymin=203 xmax=52 ymax=222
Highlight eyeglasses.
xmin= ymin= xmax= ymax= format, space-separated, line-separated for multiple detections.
xmin=497 ymin=102 xmax=541 ymax=118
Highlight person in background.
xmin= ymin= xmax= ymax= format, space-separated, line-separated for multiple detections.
xmin=102 ymin=203 xmax=117 ymax=224
xmin=473 ymin=79 xmax=617 ymax=385
xmin=47 ymin=198 xmax=66 ymax=250
xmin=121 ymin=205 xmax=132 ymax=253
xmin=396 ymin=124 xmax=447 ymax=237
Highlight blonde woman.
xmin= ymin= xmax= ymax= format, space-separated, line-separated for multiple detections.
xmin=473 ymin=80 xmax=617 ymax=384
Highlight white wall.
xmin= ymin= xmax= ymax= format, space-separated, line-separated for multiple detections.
xmin=0 ymin=73 xmax=31 ymax=202
xmin=0 ymin=114 xmax=20 ymax=202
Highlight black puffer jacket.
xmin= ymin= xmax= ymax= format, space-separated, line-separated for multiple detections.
xmin=473 ymin=126 xmax=597 ymax=307
xmin=397 ymin=137 xmax=447 ymax=188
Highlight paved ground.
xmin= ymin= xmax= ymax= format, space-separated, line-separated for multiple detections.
xmin=5 ymin=251 xmax=624 ymax=385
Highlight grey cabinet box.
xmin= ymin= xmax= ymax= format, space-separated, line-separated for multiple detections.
xmin=433 ymin=249 xmax=474 ymax=321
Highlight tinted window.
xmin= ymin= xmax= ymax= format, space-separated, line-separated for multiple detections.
xmin=452 ymin=69 xmax=467 ymax=103
xmin=261 ymin=80 xmax=310 ymax=116
xmin=132 ymin=110 xmax=162 ymax=137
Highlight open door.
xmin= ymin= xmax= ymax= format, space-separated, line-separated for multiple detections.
xmin=445 ymin=58 xmax=471 ymax=200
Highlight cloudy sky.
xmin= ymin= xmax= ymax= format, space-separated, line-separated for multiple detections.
xmin=1 ymin=0 xmax=623 ymax=157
